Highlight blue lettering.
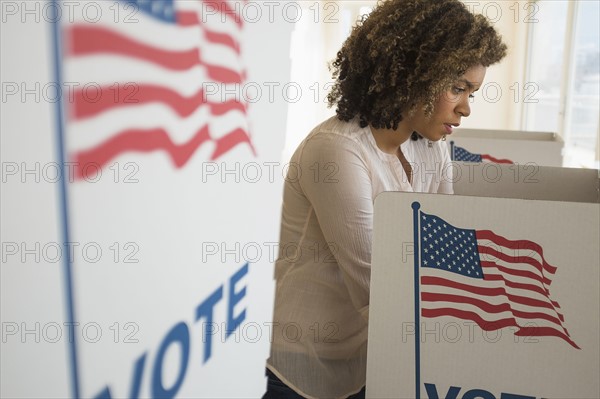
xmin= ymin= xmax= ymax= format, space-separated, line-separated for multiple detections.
xmin=94 ymin=387 xmax=111 ymax=399
xmin=424 ymin=383 xmax=537 ymax=399
xmin=463 ymin=389 xmax=496 ymax=399
xmin=93 ymin=353 xmax=147 ymax=399
xmin=151 ymin=322 xmax=190 ymax=399
xmin=425 ymin=383 xmax=461 ymax=399
xmin=93 ymin=263 xmax=249 ymax=398
xmin=227 ymin=263 xmax=248 ymax=338
xmin=195 ymin=285 xmax=223 ymax=363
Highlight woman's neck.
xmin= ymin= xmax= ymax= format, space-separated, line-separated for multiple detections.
xmin=369 ymin=123 xmax=413 ymax=154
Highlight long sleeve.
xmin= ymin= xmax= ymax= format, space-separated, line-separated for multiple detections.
xmin=297 ymin=133 xmax=373 ymax=319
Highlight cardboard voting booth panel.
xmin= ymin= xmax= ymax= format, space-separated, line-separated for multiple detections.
xmin=1 ymin=2 xmax=293 ymax=397
xmin=450 ymin=128 xmax=564 ymax=167
xmin=452 ymin=162 xmax=600 ymax=203
xmin=367 ymin=192 xmax=600 ymax=399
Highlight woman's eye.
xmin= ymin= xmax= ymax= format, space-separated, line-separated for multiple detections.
xmin=453 ymin=87 xmax=466 ymax=94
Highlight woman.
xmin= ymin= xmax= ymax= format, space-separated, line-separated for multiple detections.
xmin=265 ymin=0 xmax=507 ymax=397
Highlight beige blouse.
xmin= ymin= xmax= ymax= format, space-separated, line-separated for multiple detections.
xmin=267 ymin=116 xmax=452 ymax=398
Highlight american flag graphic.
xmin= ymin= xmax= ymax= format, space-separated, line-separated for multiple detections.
xmin=62 ymin=0 xmax=254 ymax=180
xmin=452 ymin=145 xmax=513 ymax=164
xmin=417 ymin=210 xmax=579 ymax=349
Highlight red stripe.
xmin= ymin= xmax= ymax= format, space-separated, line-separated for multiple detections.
xmin=69 ymin=25 xmax=197 ymax=70
xmin=72 ymin=125 xmax=253 ymax=179
xmin=478 ymin=245 xmax=552 ymax=283
xmin=421 ymin=276 xmax=560 ymax=313
xmin=177 ymin=11 xmax=241 ymax=54
xmin=68 ymin=25 xmax=243 ymax=83
xmin=422 ymin=308 xmax=578 ymax=348
xmin=481 ymin=262 xmax=565 ymax=321
xmin=422 ymin=292 xmax=565 ymax=328
xmin=72 ymin=126 xmax=210 ymax=179
xmin=483 ymin=270 xmax=549 ymax=297
xmin=422 ymin=307 xmax=517 ymax=331
xmin=481 ymin=260 xmax=551 ymax=287
xmin=176 ymin=10 xmax=199 ymax=26
xmin=72 ymin=84 xmax=246 ymax=120
xmin=482 ymin=154 xmax=513 ymax=164
xmin=482 ymin=272 xmax=563 ymax=318
xmin=477 ymin=230 xmax=558 ymax=275
xmin=516 ymin=326 xmax=580 ymax=349
xmin=204 ymin=29 xmax=241 ymax=54
xmin=211 ymin=128 xmax=255 ymax=159
xmin=203 ymin=0 xmax=244 ymax=28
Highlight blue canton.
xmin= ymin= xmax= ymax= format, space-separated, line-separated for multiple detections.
xmin=122 ymin=0 xmax=176 ymax=23
xmin=419 ymin=212 xmax=484 ymax=279
xmin=454 ymin=146 xmax=483 ymax=162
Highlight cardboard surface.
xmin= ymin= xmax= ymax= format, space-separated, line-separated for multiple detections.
xmin=450 ymin=128 xmax=564 ymax=167
xmin=1 ymin=2 xmax=293 ymax=397
xmin=452 ymin=162 xmax=600 ymax=203
xmin=367 ymin=192 xmax=600 ymax=399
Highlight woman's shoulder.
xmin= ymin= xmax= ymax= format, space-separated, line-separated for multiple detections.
xmin=307 ymin=115 xmax=370 ymax=144
xmin=291 ymin=116 xmax=373 ymax=164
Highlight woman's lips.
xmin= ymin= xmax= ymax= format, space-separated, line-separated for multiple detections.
xmin=444 ymin=124 xmax=454 ymax=135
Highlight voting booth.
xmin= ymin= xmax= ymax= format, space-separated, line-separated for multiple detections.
xmin=1 ymin=1 xmax=293 ymax=397
xmin=367 ymin=192 xmax=600 ymax=398
xmin=450 ymin=128 xmax=564 ymax=167
xmin=451 ymin=162 xmax=600 ymax=203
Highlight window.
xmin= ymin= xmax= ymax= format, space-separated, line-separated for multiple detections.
xmin=525 ymin=0 xmax=600 ymax=168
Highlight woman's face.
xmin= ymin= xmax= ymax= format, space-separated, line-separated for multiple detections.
xmin=407 ymin=64 xmax=487 ymax=142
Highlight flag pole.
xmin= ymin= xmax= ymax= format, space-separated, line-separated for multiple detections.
xmin=450 ymin=141 xmax=455 ymax=161
xmin=411 ymin=201 xmax=421 ymax=399
xmin=51 ymin=5 xmax=80 ymax=397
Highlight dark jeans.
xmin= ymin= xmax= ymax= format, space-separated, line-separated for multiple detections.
xmin=262 ymin=369 xmax=366 ymax=399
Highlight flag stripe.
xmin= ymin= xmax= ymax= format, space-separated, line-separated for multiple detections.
xmin=69 ymin=25 xmax=198 ymax=70
xmin=481 ymin=154 xmax=514 ymax=164
xmin=68 ymin=25 xmax=243 ymax=83
xmin=421 ymin=276 xmax=559 ymax=312
xmin=203 ymin=0 xmax=244 ymax=28
xmin=478 ymin=246 xmax=552 ymax=284
xmin=176 ymin=11 xmax=241 ymax=54
xmin=211 ymin=127 xmax=255 ymax=160
xmin=482 ymin=273 xmax=562 ymax=314
xmin=515 ymin=326 xmax=579 ymax=349
xmin=72 ymin=125 xmax=209 ymax=178
xmin=478 ymin=230 xmax=558 ymax=275
xmin=481 ymin=259 xmax=551 ymax=286
xmin=71 ymin=124 xmax=255 ymax=179
xmin=204 ymin=29 xmax=241 ymax=54
xmin=421 ymin=308 xmax=578 ymax=348
xmin=423 ymin=274 xmax=566 ymax=325
xmin=422 ymin=307 xmax=516 ymax=330
xmin=422 ymin=292 xmax=564 ymax=326
xmin=72 ymin=85 xmax=246 ymax=120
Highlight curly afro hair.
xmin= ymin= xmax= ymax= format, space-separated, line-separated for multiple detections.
xmin=327 ymin=0 xmax=507 ymax=130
